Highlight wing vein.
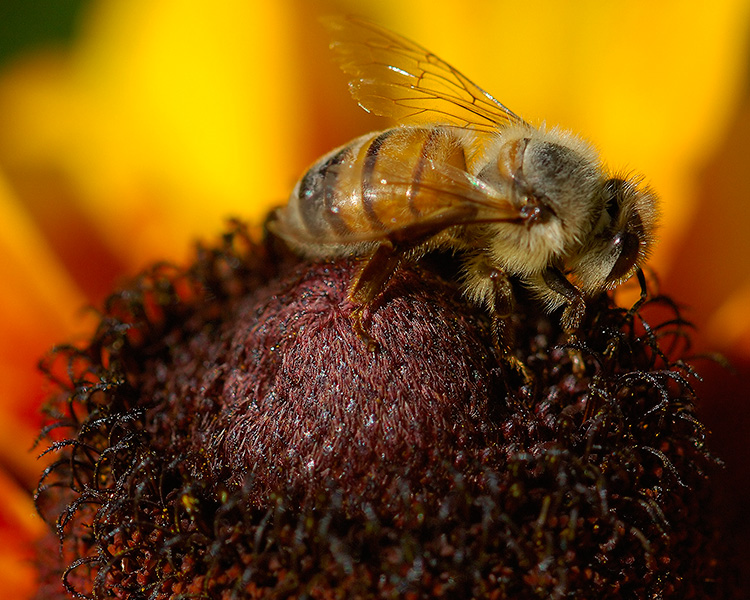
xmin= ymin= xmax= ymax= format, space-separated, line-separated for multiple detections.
xmin=324 ymin=15 xmax=527 ymax=130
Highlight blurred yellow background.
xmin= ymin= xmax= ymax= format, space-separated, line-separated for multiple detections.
xmin=1 ymin=1 xmax=748 ymax=271
xmin=1 ymin=1 xmax=749 ymax=597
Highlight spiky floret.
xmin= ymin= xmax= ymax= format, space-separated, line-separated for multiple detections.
xmin=34 ymin=221 xmax=731 ymax=599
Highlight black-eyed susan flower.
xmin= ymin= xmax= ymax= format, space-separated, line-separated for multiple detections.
xmin=1 ymin=1 xmax=749 ymax=597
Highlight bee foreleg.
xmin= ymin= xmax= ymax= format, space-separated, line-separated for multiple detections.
xmin=603 ymin=267 xmax=648 ymax=361
xmin=348 ymin=242 xmax=405 ymax=351
xmin=626 ymin=267 xmax=648 ymax=318
xmin=541 ymin=267 xmax=586 ymax=332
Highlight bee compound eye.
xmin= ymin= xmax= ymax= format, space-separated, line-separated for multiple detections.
xmin=603 ymin=178 xmax=627 ymax=220
xmin=607 ymin=231 xmax=641 ymax=284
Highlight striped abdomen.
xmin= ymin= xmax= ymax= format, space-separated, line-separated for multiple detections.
xmin=271 ymin=126 xmax=469 ymax=258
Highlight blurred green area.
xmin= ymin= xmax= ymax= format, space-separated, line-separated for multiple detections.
xmin=0 ymin=0 xmax=90 ymax=67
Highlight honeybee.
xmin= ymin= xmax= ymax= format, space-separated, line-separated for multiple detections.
xmin=269 ymin=16 xmax=659 ymax=354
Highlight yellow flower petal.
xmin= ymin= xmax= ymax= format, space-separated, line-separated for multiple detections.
xmin=1 ymin=0 xmax=747 ymax=275
xmin=356 ymin=0 xmax=749 ymax=270
xmin=0 ymin=0 xmax=306 ymax=269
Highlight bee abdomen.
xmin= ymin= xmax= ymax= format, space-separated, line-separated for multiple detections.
xmin=275 ymin=135 xmax=369 ymax=251
xmin=295 ymin=144 xmax=355 ymax=239
xmin=275 ymin=127 xmax=467 ymax=254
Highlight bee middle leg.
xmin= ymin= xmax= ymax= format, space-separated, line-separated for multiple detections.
xmin=488 ymin=273 xmax=534 ymax=383
xmin=348 ymin=243 xmax=404 ymax=351
xmin=541 ymin=266 xmax=587 ymax=373
xmin=463 ymin=254 xmax=531 ymax=381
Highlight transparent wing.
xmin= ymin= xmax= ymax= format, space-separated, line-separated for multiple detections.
xmin=323 ymin=15 xmax=527 ymax=132
xmin=283 ymin=153 xmax=530 ymax=247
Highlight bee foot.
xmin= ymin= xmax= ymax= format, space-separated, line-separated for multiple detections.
xmin=502 ymin=354 xmax=533 ymax=385
xmin=603 ymin=339 xmax=618 ymax=360
xmin=350 ymin=305 xmax=380 ymax=352
xmin=567 ymin=348 xmax=586 ymax=376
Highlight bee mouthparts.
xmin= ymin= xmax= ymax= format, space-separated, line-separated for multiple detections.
xmin=520 ymin=196 xmax=555 ymax=228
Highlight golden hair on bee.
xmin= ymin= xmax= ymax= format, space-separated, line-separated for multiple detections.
xmin=268 ymin=15 xmax=660 ymax=357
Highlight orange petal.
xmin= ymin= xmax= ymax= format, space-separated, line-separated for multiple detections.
xmin=663 ymin=86 xmax=750 ymax=356
xmin=0 ymin=467 xmax=46 ymax=600
xmin=707 ymin=283 xmax=750 ymax=356
xmin=0 ymin=170 xmax=92 ymax=599
xmin=0 ymin=170 xmax=91 ymax=489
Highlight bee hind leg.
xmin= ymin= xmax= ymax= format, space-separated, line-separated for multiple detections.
xmin=350 ymin=305 xmax=379 ymax=352
xmin=348 ymin=243 xmax=403 ymax=352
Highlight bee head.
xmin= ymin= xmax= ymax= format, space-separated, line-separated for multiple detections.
xmin=569 ymin=176 xmax=659 ymax=295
